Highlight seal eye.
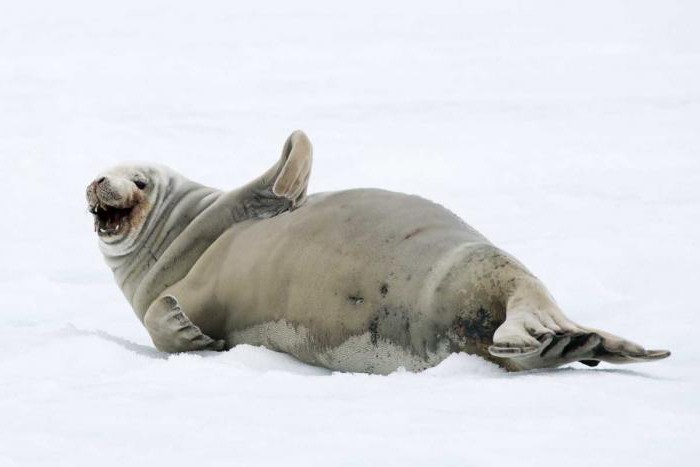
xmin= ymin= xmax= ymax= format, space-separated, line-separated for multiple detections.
xmin=134 ymin=180 xmax=147 ymax=190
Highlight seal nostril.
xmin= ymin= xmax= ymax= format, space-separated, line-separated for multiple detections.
xmin=97 ymin=177 xmax=106 ymax=185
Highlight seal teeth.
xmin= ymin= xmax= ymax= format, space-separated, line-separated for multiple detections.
xmin=93 ymin=203 xmax=134 ymax=236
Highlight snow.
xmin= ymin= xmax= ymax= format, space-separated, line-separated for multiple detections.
xmin=1 ymin=1 xmax=698 ymax=465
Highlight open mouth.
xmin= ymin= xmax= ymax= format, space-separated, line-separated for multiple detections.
xmin=91 ymin=204 xmax=133 ymax=236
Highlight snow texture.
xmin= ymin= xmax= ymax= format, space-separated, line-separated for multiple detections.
xmin=0 ymin=1 xmax=698 ymax=466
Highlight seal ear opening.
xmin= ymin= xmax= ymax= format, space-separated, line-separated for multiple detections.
xmin=271 ymin=130 xmax=313 ymax=206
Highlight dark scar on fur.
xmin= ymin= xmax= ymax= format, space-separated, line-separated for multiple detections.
xmin=452 ymin=307 xmax=499 ymax=342
xmin=404 ymin=227 xmax=424 ymax=240
xmin=347 ymin=295 xmax=364 ymax=305
xmin=369 ymin=317 xmax=379 ymax=345
xmin=380 ymin=283 xmax=389 ymax=297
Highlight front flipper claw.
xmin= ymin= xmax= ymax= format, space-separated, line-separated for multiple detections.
xmin=144 ymin=295 xmax=224 ymax=353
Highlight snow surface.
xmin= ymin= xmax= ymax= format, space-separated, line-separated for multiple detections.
xmin=1 ymin=1 xmax=698 ymax=465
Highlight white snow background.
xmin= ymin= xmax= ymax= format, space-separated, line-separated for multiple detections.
xmin=1 ymin=1 xmax=698 ymax=466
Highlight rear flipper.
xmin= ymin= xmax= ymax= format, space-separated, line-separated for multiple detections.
xmin=489 ymin=323 xmax=670 ymax=371
xmin=143 ymin=295 xmax=225 ymax=353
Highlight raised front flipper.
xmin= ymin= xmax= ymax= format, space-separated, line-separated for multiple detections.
xmin=238 ymin=130 xmax=313 ymax=218
xmin=143 ymin=295 xmax=225 ymax=353
xmin=271 ymin=130 xmax=313 ymax=207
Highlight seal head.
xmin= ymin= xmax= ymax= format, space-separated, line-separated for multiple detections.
xmin=86 ymin=166 xmax=152 ymax=241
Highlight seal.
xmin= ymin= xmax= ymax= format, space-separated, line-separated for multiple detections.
xmin=87 ymin=130 xmax=670 ymax=372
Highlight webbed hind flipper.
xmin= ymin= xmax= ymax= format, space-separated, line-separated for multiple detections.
xmin=143 ymin=295 xmax=225 ymax=353
xmin=486 ymin=290 xmax=670 ymax=370
xmin=489 ymin=329 xmax=670 ymax=371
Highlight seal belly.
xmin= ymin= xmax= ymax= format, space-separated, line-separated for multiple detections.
xmin=201 ymin=189 xmax=502 ymax=372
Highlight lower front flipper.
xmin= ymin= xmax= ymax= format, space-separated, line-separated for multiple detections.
xmin=143 ymin=295 xmax=225 ymax=353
